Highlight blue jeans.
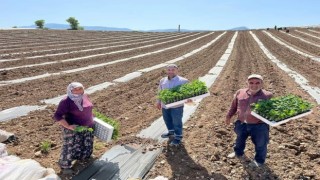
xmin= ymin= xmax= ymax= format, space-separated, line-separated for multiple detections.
xmin=234 ymin=120 xmax=269 ymax=164
xmin=162 ymin=106 xmax=184 ymax=140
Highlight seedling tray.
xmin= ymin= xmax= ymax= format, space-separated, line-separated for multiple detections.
xmin=251 ymin=110 xmax=312 ymax=127
xmin=162 ymin=92 xmax=210 ymax=108
xmin=93 ymin=117 xmax=114 ymax=142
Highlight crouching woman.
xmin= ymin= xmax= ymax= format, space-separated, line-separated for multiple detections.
xmin=53 ymin=82 xmax=94 ymax=174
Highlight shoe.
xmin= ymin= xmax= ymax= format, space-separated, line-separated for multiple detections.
xmin=227 ymin=152 xmax=244 ymax=160
xmin=161 ymin=132 xmax=174 ymax=138
xmin=248 ymin=160 xmax=263 ymax=168
xmin=61 ymin=168 xmax=74 ymax=175
xmin=227 ymin=152 xmax=236 ymax=158
xmin=169 ymin=139 xmax=181 ymax=147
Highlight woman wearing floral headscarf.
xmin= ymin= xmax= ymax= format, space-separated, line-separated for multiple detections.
xmin=53 ymin=82 xmax=94 ymax=174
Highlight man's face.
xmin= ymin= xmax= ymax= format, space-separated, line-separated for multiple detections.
xmin=167 ymin=67 xmax=178 ymax=78
xmin=247 ymin=78 xmax=263 ymax=94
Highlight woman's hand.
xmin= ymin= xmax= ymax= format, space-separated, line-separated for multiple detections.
xmin=58 ymin=119 xmax=77 ymax=130
xmin=67 ymin=125 xmax=77 ymax=131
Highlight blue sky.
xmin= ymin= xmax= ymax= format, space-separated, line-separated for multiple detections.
xmin=1 ymin=0 xmax=319 ymax=30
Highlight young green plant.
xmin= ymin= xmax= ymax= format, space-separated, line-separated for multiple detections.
xmin=40 ymin=140 xmax=52 ymax=153
xmin=158 ymin=80 xmax=208 ymax=104
xmin=251 ymin=94 xmax=313 ymax=122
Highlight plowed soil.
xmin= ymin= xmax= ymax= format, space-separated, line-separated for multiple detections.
xmin=146 ymin=31 xmax=320 ymax=180
xmin=0 ymin=30 xmax=319 ymax=180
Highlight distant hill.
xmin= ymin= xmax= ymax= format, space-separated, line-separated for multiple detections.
xmin=19 ymin=23 xmax=132 ymax=31
xmin=19 ymin=23 xmax=208 ymax=32
xmin=229 ymin=26 xmax=249 ymax=30
xmin=147 ymin=29 xmax=209 ymax=32
xmin=18 ymin=23 xmax=251 ymax=32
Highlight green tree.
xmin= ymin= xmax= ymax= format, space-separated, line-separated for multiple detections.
xmin=35 ymin=20 xmax=45 ymax=29
xmin=66 ymin=17 xmax=80 ymax=30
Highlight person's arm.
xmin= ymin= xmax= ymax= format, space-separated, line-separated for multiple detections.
xmin=57 ymin=119 xmax=77 ymax=130
xmin=156 ymin=79 xmax=163 ymax=110
xmin=53 ymin=99 xmax=77 ymax=130
xmin=225 ymin=90 xmax=239 ymax=125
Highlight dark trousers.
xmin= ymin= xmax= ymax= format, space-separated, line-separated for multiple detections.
xmin=234 ymin=120 xmax=269 ymax=164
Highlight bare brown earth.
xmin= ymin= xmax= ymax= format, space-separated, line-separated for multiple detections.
xmin=146 ymin=31 xmax=320 ymax=180
xmin=269 ymin=30 xmax=320 ymax=56
xmin=291 ymin=30 xmax=320 ymax=44
xmin=0 ymin=33 xmax=193 ymax=68
xmin=0 ymin=33 xmax=180 ymax=59
xmin=0 ymin=33 xmax=210 ymax=79
xmin=0 ymin=30 xmax=232 ymax=179
xmin=0 ymin=30 xmax=144 ymax=51
xmin=297 ymin=29 xmax=320 ymax=37
xmin=0 ymin=30 xmax=319 ymax=180
xmin=0 ymin=32 xmax=224 ymax=109
xmin=255 ymin=31 xmax=320 ymax=87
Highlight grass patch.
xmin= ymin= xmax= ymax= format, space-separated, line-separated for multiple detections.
xmin=93 ymin=110 xmax=120 ymax=140
xmin=40 ymin=140 xmax=51 ymax=153
xmin=94 ymin=141 xmax=105 ymax=151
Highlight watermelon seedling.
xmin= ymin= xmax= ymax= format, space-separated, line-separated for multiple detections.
xmin=251 ymin=94 xmax=313 ymax=122
xmin=74 ymin=126 xmax=94 ymax=133
xmin=158 ymin=80 xmax=208 ymax=104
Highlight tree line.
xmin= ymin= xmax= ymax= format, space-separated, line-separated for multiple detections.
xmin=33 ymin=17 xmax=83 ymax=30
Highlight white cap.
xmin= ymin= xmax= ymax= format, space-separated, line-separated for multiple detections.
xmin=248 ymin=74 xmax=263 ymax=81
xmin=166 ymin=64 xmax=178 ymax=69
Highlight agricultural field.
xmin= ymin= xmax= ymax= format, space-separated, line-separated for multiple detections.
xmin=0 ymin=28 xmax=319 ymax=179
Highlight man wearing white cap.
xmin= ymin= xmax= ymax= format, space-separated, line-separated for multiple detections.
xmin=225 ymin=74 xmax=273 ymax=167
xmin=156 ymin=64 xmax=189 ymax=146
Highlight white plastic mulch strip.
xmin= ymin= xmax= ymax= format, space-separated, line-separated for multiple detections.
xmin=0 ymin=33 xmax=177 ymax=57
xmin=1 ymin=32 xmax=222 ymax=122
xmin=280 ymin=31 xmax=320 ymax=48
xmin=55 ymin=32 xmax=233 ymax=180
xmin=114 ymin=31 xmax=227 ymax=82
xmin=308 ymin=29 xmax=320 ymax=34
xmin=113 ymin=72 xmax=143 ymax=83
xmin=45 ymin=32 xmax=226 ymax=104
xmin=295 ymin=29 xmax=320 ymax=40
xmin=0 ymin=106 xmax=46 ymax=122
xmin=0 ymin=33 xmax=201 ymax=70
xmin=79 ymin=32 xmax=237 ymax=180
xmin=0 ymin=32 xmax=214 ymax=86
xmin=137 ymin=32 xmax=238 ymax=140
xmin=43 ymin=82 xmax=115 ymax=105
xmin=0 ymin=32 xmax=167 ymax=53
xmin=251 ymin=31 xmax=320 ymax=104
xmin=0 ymin=32 xmax=186 ymax=62
xmin=263 ymin=31 xmax=320 ymax=62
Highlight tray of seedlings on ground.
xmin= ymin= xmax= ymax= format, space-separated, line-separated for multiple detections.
xmin=251 ymin=94 xmax=313 ymax=126
xmin=93 ymin=110 xmax=119 ymax=142
xmin=158 ymin=80 xmax=210 ymax=108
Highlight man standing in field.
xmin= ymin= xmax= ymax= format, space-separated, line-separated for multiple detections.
xmin=156 ymin=64 xmax=189 ymax=146
xmin=225 ymin=74 xmax=273 ymax=167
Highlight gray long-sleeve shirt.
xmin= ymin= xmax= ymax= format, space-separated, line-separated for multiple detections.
xmin=157 ymin=75 xmax=189 ymax=109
